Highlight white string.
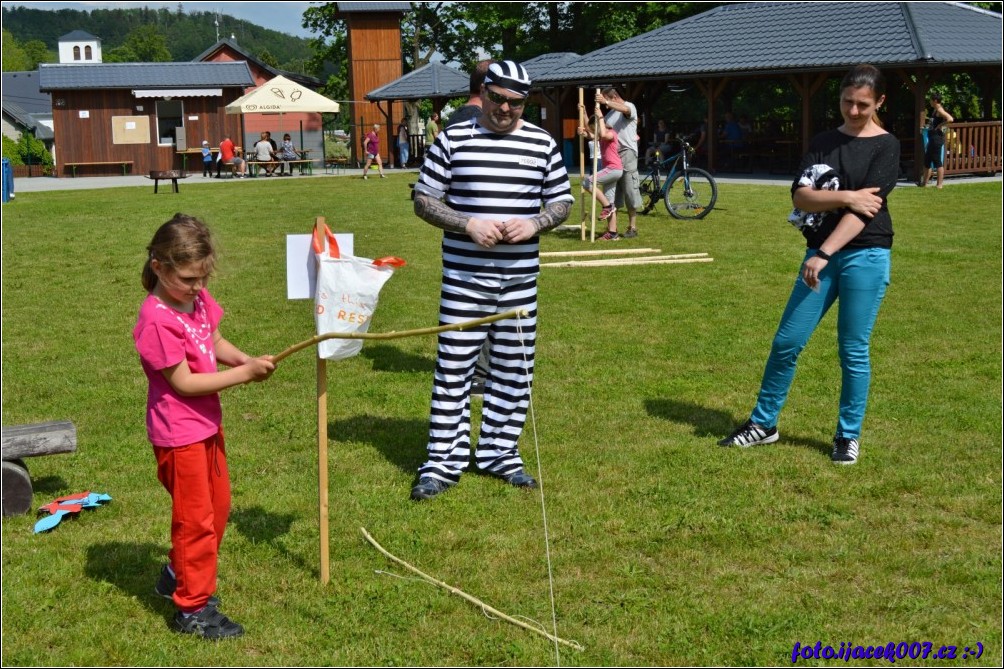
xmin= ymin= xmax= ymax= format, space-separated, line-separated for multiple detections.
xmin=515 ymin=313 xmax=562 ymax=667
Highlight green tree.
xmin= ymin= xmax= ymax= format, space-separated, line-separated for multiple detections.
xmin=2 ymin=29 xmax=32 ymax=71
xmin=122 ymin=24 xmax=172 ymax=62
xmin=22 ymin=39 xmax=55 ymax=68
xmin=257 ymin=47 xmax=279 ymax=68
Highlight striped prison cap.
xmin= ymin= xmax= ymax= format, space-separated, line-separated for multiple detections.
xmin=484 ymin=60 xmax=531 ymax=98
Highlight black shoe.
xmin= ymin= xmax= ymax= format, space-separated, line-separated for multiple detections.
xmin=492 ymin=469 xmax=538 ymax=489
xmin=410 ymin=476 xmax=454 ymax=501
xmin=155 ymin=564 xmax=219 ymax=607
xmin=831 ymin=436 xmax=860 ymax=465
xmin=718 ymin=419 xmax=779 ymax=447
xmin=172 ymin=604 xmax=244 ymax=640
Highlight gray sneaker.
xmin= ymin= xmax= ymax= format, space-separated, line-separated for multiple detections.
xmin=623 ymin=228 xmax=638 ymax=238
xmin=410 ymin=476 xmax=454 ymax=501
xmin=491 ymin=469 xmax=538 ymax=489
xmin=172 ymin=604 xmax=244 ymax=640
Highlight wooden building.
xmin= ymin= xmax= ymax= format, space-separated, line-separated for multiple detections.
xmin=336 ymin=2 xmax=410 ymax=166
xmin=38 ymin=62 xmax=255 ymax=177
xmin=195 ymin=39 xmax=326 ymax=160
xmin=534 ymin=2 xmax=1002 ymax=180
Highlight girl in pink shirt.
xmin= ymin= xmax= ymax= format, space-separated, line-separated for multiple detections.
xmin=133 ymin=214 xmax=275 ymax=639
xmin=578 ymin=104 xmax=625 ymax=240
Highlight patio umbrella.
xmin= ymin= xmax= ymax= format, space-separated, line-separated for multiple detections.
xmin=226 ymin=75 xmax=340 ymax=149
xmin=226 ymin=75 xmax=340 ymax=116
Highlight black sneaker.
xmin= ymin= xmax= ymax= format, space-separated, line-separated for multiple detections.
xmin=155 ymin=564 xmax=219 ymax=608
xmin=172 ymin=604 xmax=244 ymax=640
xmin=492 ymin=469 xmax=538 ymax=489
xmin=718 ymin=419 xmax=779 ymax=447
xmin=410 ymin=477 xmax=454 ymax=501
xmin=831 ymin=437 xmax=860 ymax=465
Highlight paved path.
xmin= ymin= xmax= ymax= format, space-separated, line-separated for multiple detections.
xmin=7 ymin=168 xmax=999 ymax=194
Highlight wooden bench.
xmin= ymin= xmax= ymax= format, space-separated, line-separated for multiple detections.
xmin=146 ymin=170 xmax=189 ymax=193
xmin=2 ymin=421 xmax=77 ymax=517
xmin=284 ymin=159 xmax=314 ymax=176
xmin=216 ymin=161 xmax=237 ymax=178
xmin=64 ymin=161 xmax=133 ymax=177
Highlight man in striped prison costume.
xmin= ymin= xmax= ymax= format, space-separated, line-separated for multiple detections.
xmin=410 ymin=60 xmax=574 ymax=501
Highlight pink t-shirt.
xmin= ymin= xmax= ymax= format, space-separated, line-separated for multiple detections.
xmin=600 ymin=132 xmax=623 ymax=171
xmin=365 ymin=131 xmax=379 ymax=155
xmin=133 ymin=289 xmax=224 ymax=447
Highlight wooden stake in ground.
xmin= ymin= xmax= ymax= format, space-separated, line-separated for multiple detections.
xmin=591 ymin=88 xmax=600 ymax=243
xmin=361 ymin=527 xmax=585 ymax=652
xmin=578 ymin=87 xmax=586 ymax=241
xmin=317 ymin=355 xmax=329 ymax=584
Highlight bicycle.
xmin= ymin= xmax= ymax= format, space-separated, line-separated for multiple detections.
xmin=638 ymin=136 xmax=718 ymax=219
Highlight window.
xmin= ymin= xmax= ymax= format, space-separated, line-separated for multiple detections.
xmin=155 ymin=99 xmax=184 ymax=146
xmin=85 ymin=45 xmax=92 ymax=60
xmin=73 ymin=46 xmax=80 ymax=61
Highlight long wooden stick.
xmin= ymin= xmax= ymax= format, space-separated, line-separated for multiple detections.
xmin=578 ymin=87 xmax=586 ymax=241
xmin=586 ymin=88 xmax=594 ymax=242
xmin=318 ymin=357 xmax=329 ymax=584
xmin=542 ymin=257 xmax=714 ymax=269
xmin=553 ymin=253 xmax=708 ymax=263
xmin=274 ymin=309 xmax=528 ymax=363
xmin=540 ymin=248 xmax=661 ymax=258
xmin=361 ymin=527 xmax=585 ymax=652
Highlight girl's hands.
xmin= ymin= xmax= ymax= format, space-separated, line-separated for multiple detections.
xmin=845 ymin=187 xmax=883 ymax=218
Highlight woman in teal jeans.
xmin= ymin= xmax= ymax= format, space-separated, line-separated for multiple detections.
xmin=719 ymin=64 xmax=899 ymax=465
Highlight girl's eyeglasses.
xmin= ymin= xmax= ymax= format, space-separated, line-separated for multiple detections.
xmin=485 ymin=89 xmax=527 ymax=108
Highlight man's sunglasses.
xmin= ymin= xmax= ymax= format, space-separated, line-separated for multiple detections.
xmin=485 ymin=89 xmax=527 ymax=108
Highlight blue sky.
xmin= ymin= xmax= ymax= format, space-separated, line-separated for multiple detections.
xmin=5 ymin=1 xmax=319 ymax=39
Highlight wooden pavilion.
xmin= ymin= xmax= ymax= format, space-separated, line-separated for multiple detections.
xmin=531 ymin=2 xmax=1002 ymax=180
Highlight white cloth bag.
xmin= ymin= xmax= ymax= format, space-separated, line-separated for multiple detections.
xmin=312 ymin=223 xmax=404 ymax=360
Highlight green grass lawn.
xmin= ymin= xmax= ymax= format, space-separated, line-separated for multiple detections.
xmin=2 ymin=174 xmax=1001 ymax=666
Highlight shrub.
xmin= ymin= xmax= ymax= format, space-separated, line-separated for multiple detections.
xmin=2 ymin=135 xmax=25 ymax=165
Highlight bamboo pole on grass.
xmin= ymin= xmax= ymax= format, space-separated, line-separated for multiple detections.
xmin=578 ymin=87 xmax=586 ymax=241
xmin=586 ymin=88 xmax=594 ymax=242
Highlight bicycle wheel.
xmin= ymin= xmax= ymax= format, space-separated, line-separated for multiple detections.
xmin=664 ymin=168 xmax=717 ymax=219
xmin=639 ymin=171 xmax=661 ymax=214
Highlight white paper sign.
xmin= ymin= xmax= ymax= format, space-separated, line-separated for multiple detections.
xmin=286 ymin=233 xmax=354 ymax=300
xmin=78 ymin=110 xmax=90 ymax=118
xmin=188 ymin=115 xmax=199 ymax=120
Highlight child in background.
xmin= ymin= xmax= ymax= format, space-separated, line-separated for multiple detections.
xmin=201 ymin=141 xmax=213 ymax=177
xmin=133 ymin=214 xmax=276 ymax=639
xmin=578 ymin=103 xmax=625 ymax=240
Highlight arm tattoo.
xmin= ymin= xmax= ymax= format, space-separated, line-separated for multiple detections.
xmin=414 ymin=193 xmax=470 ymax=234
xmin=531 ymin=200 xmax=573 ymax=234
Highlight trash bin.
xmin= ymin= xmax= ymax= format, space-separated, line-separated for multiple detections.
xmin=1 ymin=158 xmax=13 ymax=204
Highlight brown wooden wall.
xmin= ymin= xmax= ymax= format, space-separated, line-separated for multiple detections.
xmin=51 ymin=88 xmax=246 ymax=177
xmin=344 ymin=12 xmax=405 ymax=164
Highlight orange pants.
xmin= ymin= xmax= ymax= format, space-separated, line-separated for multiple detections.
xmin=154 ymin=430 xmax=230 ymax=613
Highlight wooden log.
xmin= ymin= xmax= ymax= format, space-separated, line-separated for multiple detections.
xmin=541 ymin=257 xmax=714 ymax=269
xmin=2 ymin=459 xmax=33 ymax=517
xmin=2 ymin=421 xmax=77 ymax=460
xmin=540 ymin=248 xmax=662 ymax=258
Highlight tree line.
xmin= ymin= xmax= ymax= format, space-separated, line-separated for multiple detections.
xmin=1 ymin=5 xmax=313 ymax=73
